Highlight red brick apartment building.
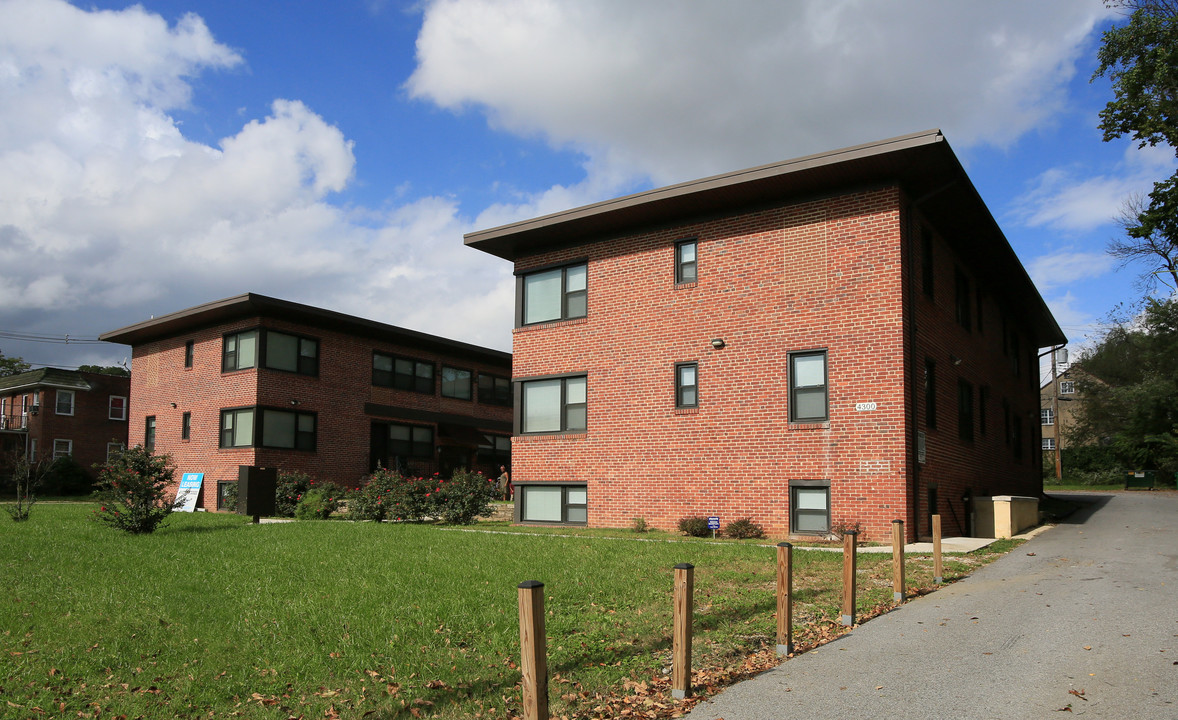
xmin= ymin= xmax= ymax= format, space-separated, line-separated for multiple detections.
xmin=100 ymin=294 xmax=512 ymax=511
xmin=0 ymin=368 xmax=130 ymax=475
xmin=466 ymin=130 xmax=1064 ymax=541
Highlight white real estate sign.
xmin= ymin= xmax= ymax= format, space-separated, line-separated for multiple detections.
xmin=175 ymin=473 xmax=203 ymax=512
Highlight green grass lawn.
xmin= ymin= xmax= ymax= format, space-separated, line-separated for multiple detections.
xmin=1 ymin=505 xmax=1007 ymax=719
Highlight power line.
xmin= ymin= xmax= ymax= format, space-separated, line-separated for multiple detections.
xmin=0 ymin=329 xmax=106 ymax=345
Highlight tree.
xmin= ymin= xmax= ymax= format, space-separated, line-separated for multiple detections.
xmin=76 ymin=364 xmax=130 ymax=377
xmin=1093 ymin=2 xmax=1178 ymax=290
xmin=0 ymin=351 xmax=31 ymax=377
xmin=1070 ymin=298 xmax=1178 ymax=476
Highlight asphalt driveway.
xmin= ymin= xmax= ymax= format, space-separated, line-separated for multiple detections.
xmin=685 ymin=491 xmax=1178 ymax=719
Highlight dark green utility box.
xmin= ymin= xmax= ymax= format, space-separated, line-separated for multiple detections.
xmin=238 ymin=465 xmax=278 ymax=517
xmin=1125 ymin=470 xmax=1155 ymax=490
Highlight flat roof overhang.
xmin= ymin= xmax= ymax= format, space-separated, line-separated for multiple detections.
xmin=465 ymin=129 xmax=1065 ymax=347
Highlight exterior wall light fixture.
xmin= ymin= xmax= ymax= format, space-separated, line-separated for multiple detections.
xmin=711 ymin=338 xmax=726 ymax=350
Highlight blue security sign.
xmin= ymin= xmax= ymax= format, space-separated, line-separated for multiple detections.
xmin=707 ymin=516 xmax=720 ymax=530
xmin=175 ymin=472 xmax=204 ymax=512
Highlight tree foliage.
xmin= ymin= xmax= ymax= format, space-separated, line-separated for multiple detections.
xmin=0 ymin=351 xmax=31 ymax=377
xmin=1093 ymin=1 xmax=1178 ymax=290
xmin=76 ymin=364 xmax=130 ymax=377
xmin=1070 ymin=298 xmax=1178 ymax=475
xmin=91 ymin=445 xmax=178 ymax=534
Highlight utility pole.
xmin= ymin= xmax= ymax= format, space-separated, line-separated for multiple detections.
xmin=1052 ymin=347 xmax=1062 ymax=481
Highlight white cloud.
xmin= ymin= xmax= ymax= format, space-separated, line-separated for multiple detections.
xmin=408 ymin=0 xmax=1112 ymax=189
xmin=1028 ymin=250 xmax=1116 ymax=291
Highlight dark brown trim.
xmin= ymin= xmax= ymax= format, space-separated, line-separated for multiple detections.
xmin=362 ymin=403 xmax=511 ymax=433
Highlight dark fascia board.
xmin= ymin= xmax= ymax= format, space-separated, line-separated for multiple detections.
xmin=99 ymin=293 xmax=512 ymax=366
xmin=464 ymin=129 xmax=1065 ymax=348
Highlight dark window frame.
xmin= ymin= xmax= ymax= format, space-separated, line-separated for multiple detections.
xmin=518 ymin=483 xmax=588 ymax=525
xmin=957 ymin=378 xmax=974 ymax=443
xmin=263 ymin=330 xmax=320 ymax=377
xmin=675 ymin=362 xmax=699 ymax=408
xmin=184 ymin=340 xmax=194 ymax=368
xmin=675 ymin=238 xmax=698 ymax=284
xmin=477 ymin=373 xmax=513 ymax=406
xmin=386 ymin=421 xmax=435 ymax=459
xmin=219 ymin=406 xmax=317 ymax=451
xmin=955 ymin=267 xmax=972 ymax=331
xmin=144 ymin=415 xmax=156 ymax=452
xmin=517 ymin=373 xmax=588 ymax=435
xmin=517 ymin=261 xmax=588 ymax=326
xmin=222 ymin=329 xmax=260 ymax=373
xmin=372 ymin=352 xmax=435 ymax=394
xmin=181 ymin=411 xmax=191 ymax=440
xmin=441 ymin=366 xmax=473 ymax=400
xmin=790 ymin=479 xmax=830 ymax=536
xmin=789 ymin=350 xmax=828 ymax=423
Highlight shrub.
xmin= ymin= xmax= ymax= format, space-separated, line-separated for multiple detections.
xmin=294 ymin=487 xmax=339 ymax=520
xmin=432 ymin=468 xmax=496 ymax=525
xmin=631 ymin=517 xmax=648 ymax=533
xmin=91 ymin=445 xmax=177 ymax=534
xmin=348 ymin=468 xmax=404 ymax=522
xmin=678 ymin=516 xmax=710 ymax=537
xmin=3 ymin=452 xmax=49 ymax=522
xmin=386 ymin=473 xmax=438 ymax=522
xmin=275 ymin=470 xmax=313 ymax=518
xmin=42 ymin=455 xmax=92 ymax=495
xmin=724 ymin=517 xmax=765 ymax=539
xmin=220 ymin=481 xmax=238 ymax=512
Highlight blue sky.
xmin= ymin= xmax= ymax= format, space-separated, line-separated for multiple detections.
xmin=0 ymin=0 xmax=1174 ymax=383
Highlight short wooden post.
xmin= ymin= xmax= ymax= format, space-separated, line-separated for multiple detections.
xmin=671 ymin=563 xmax=695 ymax=700
xmin=776 ymin=542 xmax=793 ymax=655
xmin=891 ymin=519 xmax=906 ymax=602
xmin=840 ymin=530 xmax=858 ymax=626
xmin=932 ymin=514 xmax=943 ymax=584
xmin=517 ymin=580 xmax=548 ymax=720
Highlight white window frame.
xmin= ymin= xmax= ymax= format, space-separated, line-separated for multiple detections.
xmin=56 ymin=389 xmax=75 ymax=416
xmin=1042 ymin=437 xmax=1056 ymax=451
xmin=53 ymin=439 xmax=72 ymax=459
xmin=106 ymin=442 xmax=124 ymax=461
xmin=1059 ymin=380 xmax=1075 ymax=395
xmin=29 ymin=438 xmax=37 ymax=462
xmin=109 ymin=395 xmax=128 ymax=421
xmin=1040 ymin=408 xmax=1054 ymax=426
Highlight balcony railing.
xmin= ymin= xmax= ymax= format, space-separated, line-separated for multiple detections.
xmin=0 ymin=413 xmax=29 ymax=431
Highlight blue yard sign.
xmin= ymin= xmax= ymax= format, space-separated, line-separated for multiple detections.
xmin=175 ymin=472 xmax=203 ymax=512
xmin=707 ymin=516 xmax=720 ymax=529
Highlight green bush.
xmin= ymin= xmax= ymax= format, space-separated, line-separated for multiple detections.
xmin=678 ymin=516 xmax=710 ymax=537
xmin=348 ymin=468 xmax=403 ymax=522
xmin=294 ymin=487 xmax=339 ymax=520
xmin=432 ymin=468 xmax=496 ymax=525
xmin=220 ymin=481 xmax=238 ymax=512
xmin=631 ymin=517 xmax=648 ymax=533
xmin=386 ymin=473 xmax=438 ymax=523
xmin=91 ymin=446 xmax=176 ymax=534
xmin=723 ymin=517 xmax=765 ymax=539
xmin=275 ymin=470 xmax=313 ymax=518
xmin=43 ymin=454 xmax=92 ymax=495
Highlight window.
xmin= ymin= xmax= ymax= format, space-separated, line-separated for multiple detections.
xmin=519 ymin=484 xmax=587 ymax=524
xmin=924 ymin=359 xmax=937 ymax=429
xmin=109 ymin=395 xmax=127 ymax=421
xmin=53 ymin=439 xmax=72 ymax=460
xmin=520 ymin=375 xmax=587 ymax=434
xmin=675 ymin=362 xmax=698 ymax=408
xmin=388 ymin=423 xmax=434 ymax=459
xmin=675 ymin=239 xmax=697 ymax=284
xmin=957 ymin=379 xmax=974 ymax=442
xmin=373 ymin=353 xmax=435 ymax=394
xmin=220 ymin=407 xmax=316 ymax=450
xmin=264 ymin=331 xmax=319 ymax=376
xmin=56 ymin=389 xmax=75 ymax=416
xmin=184 ymin=340 xmax=194 ymax=368
xmin=223 ymin=330 xmax=259 ymax=372
xmin=1060 ymin=380 xmax=1075 ymax=395
xmin=790 ymin=481 xmax=830 ymax=535
xmin=954 ymin=267 xmax=972 ymax=331
xmin=181 ymin=412 xmax=191 ymax=440
xmin=520 ymin=263 xmax=587 ymax=325
xmin=441 ymin=366 xmax=473 ymax=400
xmin=29 ymin=438 xmax=37 ymax=462
xmin=1041 ymin=408 xmax=1054 ymax=426
xmin=1042 ymin=437 xmax=1056 ymax=451
xmin=478 ymin=374 xmax=512 ymax=406
xmin=144 ymin=416 xmax=156 ymax=452
xmin=106 ymin=442 xmax=124 ymax=462
xmin=921 ymin=227 xmax=934 ymax=298
xmin=789 ymin=351 xmax=827 ymax=422
xmin=477 ymin=434 xmax=512 ymax=464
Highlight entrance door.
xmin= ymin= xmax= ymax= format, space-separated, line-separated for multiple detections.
xmin=439 ymin=446 xmax=469 ymax=478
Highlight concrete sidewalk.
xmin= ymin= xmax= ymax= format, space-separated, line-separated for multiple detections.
xmin=802 ymin=525 xmax=1049 ymax=554
xmin=684 ymin=492 xmax=1178 ymax=719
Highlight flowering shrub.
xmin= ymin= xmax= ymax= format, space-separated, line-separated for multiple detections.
xmin=275 ymin=470 xmax=313 ymax=518
xmin=347 ymin=468 xmax=403 ymax=522
xmin=388 ymin=473 xmax=437 ymax=522
xmin=678 ymin=516 xmax=711 ymax=537
xmin=91 ymin=445 xmax=177 ymax=534
xmin=432 ymin=468 xmax=496 ymax=525
xmin=294 ymin=487 xmax=339 ymax=520
xmin=724 ymin=517 xmax=765 ymax=539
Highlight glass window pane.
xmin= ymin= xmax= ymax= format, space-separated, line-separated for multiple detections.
xmin=416 ymin=363 xmax=433 ymax=380
xmin=299 ymin=338 xmax=317 ymax=358
xmin=678 ymin=242 xmax=696 ymax=264
xmin=374 ymin=354 xmax=393 ymax=372
xmin=389 ymin=425 xmax=410 ymax=441
xmin=680 ymin=387 xmax=697 ymax=406
xmin=565 ymin=405 xmax=587 ymax=430
xmin=395 ymin=358 xmax=413 ymax=375
xmin=567 ymin=488 xmax=587 ymax=505
xmin=566 ymin=506 xmax=587 ymax=523
xmin=297 ymin=414 xmax=314 ymax=432
xmin=565 ymin=290 xmax=587 ymax=318
xmin=412 ymin=427 xmax=433 ymax=444
xmin=565 ymin=376 xmax=586 ymax=404
xmin=263 ymin=410 xmax=295 ymax=448
xmin=795 ymin=487 xmax=828 ymax=510
xmin=266 ymin=332 xmax=298 ymax=371
xmin=523 ymin=379 xmax=562 ymax=432
xmin=524 ymin=269 xmax=562 ymax=323
xmin=233 ymin=409 xmax=254 ymax=446
xmin=793 ymin=354 xmax=825 ymax=388
xmin=237 ymin=332 xmax=257 ymax=368
xmin=565 ymin=264 xmax=586 ymax=292
xmin=795 ymin=510 xmax=828 ymax=533
xmin=679 ymin=365 xmax=696 ymax=386
xmin=522 ymin=486 xmax=563 ymax=522
xmin=794 ymin=388 xmax=825 ymax=420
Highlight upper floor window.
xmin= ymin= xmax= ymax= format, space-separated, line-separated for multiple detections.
xmin=264 ymin=331 xmax=319 ymax=376
xmin=789 ymin=351 xmax=828 ymax=422
xmin=220 ymin=406 xmax=316 ymax=450
xmin=184 ymin=340 xmax=194 ymax=368
xmin=53 ymin=439 xmax=72 ymax=460
xmin=106 ymin=442 xmax=124 ymax=462
xmin=521 ymin=263 xmax=587 ymax=325
xmin=521 ymin=375 xmax=587 ymax=434
xmin=223 ymin=330 xmax=259 ymax=372
xmin=676 ymin=362 xmax=698 ymax=408
xmin=675 ymin=240 xmax=697 ymax=284
xmin=56 ymin=389 xmax=75 ymax=416
xmin=957 ymin=379 xmax=974 ymax=442
xmin=441 ymin=366 xmax=473 ymax=400
xmin=181 ymin=412 xmax=192 ymax=440
xmin=144 ymin=416 xmax=156 ymax=452
xmin=1041 ymin=408 xmax=1054 ymax=426
xmin=109 ymin=395 xmax=127 ymax=421
xmin=372 ymin=352 xmax=435 ymax=394
xmin=1059 ymin=380 xmax=1075 ymax=395
xmin=478 ymin=374 xmax=513 ymax=406
xmin=954 ymin=267 xmax=972 ymax=331
xmin=1042 ymin=437 xmax=1056 ymax=451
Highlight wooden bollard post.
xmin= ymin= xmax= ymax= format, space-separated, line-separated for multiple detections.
xmin=840 ymin=530 xmax=858 ymax=626
xmin=891 ymin=519 xmax=906 ymax=602
xmin=932 ymin=514 xmax=943 ymax=584
xmin=517 ymin=580 xmax=548 ymax=720
xmin=672 ymin=563 xmax=695 ymax=700
xmin=776 ymin=542 xmax=793 ymax=655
